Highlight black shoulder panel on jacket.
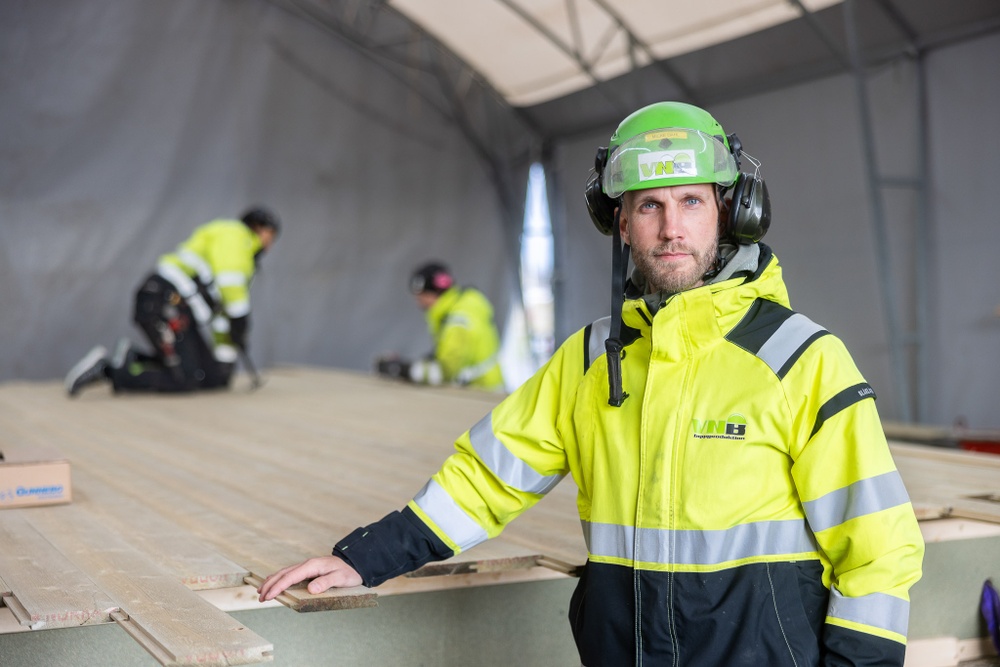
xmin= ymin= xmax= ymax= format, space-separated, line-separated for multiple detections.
xmin=726 ymin=298 xmax=830 ymax=380
xmin=810 ymin=382 xmax=877 ymax=438
xmin=583 ymin=317 xmax=642 ymax=373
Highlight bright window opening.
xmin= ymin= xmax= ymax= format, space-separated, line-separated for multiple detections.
xmin=500 ymin=163 xmax=555 ymax=391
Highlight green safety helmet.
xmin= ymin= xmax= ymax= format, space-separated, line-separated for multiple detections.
xmin=602 ymin=101 xmax=739 ymax=199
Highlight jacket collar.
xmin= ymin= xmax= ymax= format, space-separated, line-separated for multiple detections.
xmin=622 ymin=244 xmax=788 ymax=334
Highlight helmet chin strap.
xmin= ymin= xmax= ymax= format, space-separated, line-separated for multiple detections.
xmin=605 ymin=213 xmax=733 ymax=407
xmin=700 ymin=246 xmax=725 ymax=282
xmin=605 ymin=206 xmax=630 ymax=407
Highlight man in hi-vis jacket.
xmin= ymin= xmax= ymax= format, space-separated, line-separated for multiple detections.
xmin=259 ymin=103 xmax=923 ymax=666
xmin=375 ymin=262 xmax=504 ymax=392
xmin=65 ymin=207 xmax=279 ymax=395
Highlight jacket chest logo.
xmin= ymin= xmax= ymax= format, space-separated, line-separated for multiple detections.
xmin=691 ymin=414 xmax=747 ymax=440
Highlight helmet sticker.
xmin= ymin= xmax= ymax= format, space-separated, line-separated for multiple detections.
xmin=638 ymin=150 xmax=698 ymax=181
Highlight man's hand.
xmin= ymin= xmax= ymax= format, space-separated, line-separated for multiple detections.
xmin=256 ymin=556 xmax=363 ymax=602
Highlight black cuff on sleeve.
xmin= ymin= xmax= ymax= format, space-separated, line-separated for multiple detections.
xmin=823 ymin=623 xmax=905 ymax=667
xmin=333 ymin=507 xmax=454 ymax=587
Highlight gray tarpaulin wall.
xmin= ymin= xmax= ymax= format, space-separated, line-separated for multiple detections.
xmin=0 ymin=1 xmax=530 ymax=383
xmin=3 ymin=0 xmax=1000 ymax=430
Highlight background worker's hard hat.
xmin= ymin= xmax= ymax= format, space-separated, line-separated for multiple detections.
xmin=241 ymin=206 xmax=281 ymax=234
xmin=409 ymin=262 xmax=453 ymax=295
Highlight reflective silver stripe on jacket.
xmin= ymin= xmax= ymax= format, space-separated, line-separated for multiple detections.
xmin=214 ymin=270 xmax=250 ymax=316
xmin=215 ymin=270 xmax=245 ymax=288
xmin=802 ymin=471 xmax=911 ymax=533
xmin=156 ymin=261 xmax=213 ymax=326
xmin=412 ymin=479 xmax=488 ymax=552
xmin=178 ymin=248 xmax=212 ymax=285
xmin=828 ymin=586 xmax=910 ymax=637
xmin=224 ymin=298 xmax=250 ymax=318
xmin=469 ymin=413 xmax=564 ymax=495
xmin=582 ymin=518 xmax=818 ymax=565
xmin=456 ymin=355 xmax=499 ymax=385
xmin=756 ymin=313 xmax=825 ymax=374
xmin=588 ymin=316 xmax=612 ymax=368
xmin=444 ymin=313 xmax=471 ymax=328
xmin=177 ymin=248 xmax=224 ymax=305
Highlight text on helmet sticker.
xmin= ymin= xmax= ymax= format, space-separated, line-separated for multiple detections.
xmin=637 ymin=150 xmax=697 ymax=181
xmin=644 ymin=130 xmax=689 ymax=141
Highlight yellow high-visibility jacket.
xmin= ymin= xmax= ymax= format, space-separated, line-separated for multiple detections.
xmin=334 ymin=245 xmax=924 ymax=666
xmin=156 ymin=219 xmax=262 ymax=358
xmin=413 ymin=285 xmax=504 ymax=391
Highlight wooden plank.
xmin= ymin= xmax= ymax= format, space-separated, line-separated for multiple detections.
xmin=920 ymin=518 xmax=1000 ymax=543
xmin=884 ymin=421 xmax=956 ymax=447
xmin=884 ymin=420 xmax=1000 ymax=448
xmin=22 ymin=506 xmax=273 ymax=666
xmin=889 ymin=442 xmax=1000 ymax=524
xmin=0 ymin=510 xmax=118 ymax=629
xmin=242 ymin=574 xmax=377 ymax=613
xmin=376 ymin=566 xmax=571 ymax=597
xmin=0 ymin=607 xmax=25 ymax=634
xmin=241 ymin=566 xmax=572 ymax=611
xmin=71 ymin=467 xmax=249 ymax=590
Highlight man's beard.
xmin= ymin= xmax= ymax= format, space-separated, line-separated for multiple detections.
xmin=632 ymin=237 xmax=719 ymax=294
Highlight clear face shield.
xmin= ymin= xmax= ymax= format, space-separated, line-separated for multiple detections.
xmin=602 ymin=128 xmax=739 ymax=198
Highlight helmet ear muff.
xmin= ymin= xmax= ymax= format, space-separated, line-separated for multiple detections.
xmin=585 ymin=147 xmax=619 ymax=236
xmin=726 ymin=171 xmax=771 ymax=244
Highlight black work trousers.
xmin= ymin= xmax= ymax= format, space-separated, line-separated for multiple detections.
xmin=109 ymin=273 xmax=233 ymax=392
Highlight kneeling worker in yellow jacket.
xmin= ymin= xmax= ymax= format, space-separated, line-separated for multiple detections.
xmin=260 ymin=103 xmax=923 ymax=666
xmin=65 ymin=207 xmax=280 ymax=395
xmin=376 ymin=262 xmax=504 ymax=392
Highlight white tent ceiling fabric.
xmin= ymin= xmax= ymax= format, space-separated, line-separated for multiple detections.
xmin=389 ymin=0 xmax=841 ymax=106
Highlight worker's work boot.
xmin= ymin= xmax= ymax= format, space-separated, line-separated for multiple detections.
xmin=64 ymin=345 xmax=109 ymax=396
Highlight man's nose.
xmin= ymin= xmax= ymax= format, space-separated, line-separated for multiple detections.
xmin=658 ymin=206 xmax=683 ymax=239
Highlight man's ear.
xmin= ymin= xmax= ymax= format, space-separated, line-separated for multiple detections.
xmin=618 ymin=206 xmax=630 ymax=244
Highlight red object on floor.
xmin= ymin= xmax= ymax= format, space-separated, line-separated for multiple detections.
xmin=960 ymin=440 xmax=1000 ymax=455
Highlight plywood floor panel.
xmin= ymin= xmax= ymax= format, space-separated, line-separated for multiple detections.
xmin=3 ymin=367 xmax=993 ymax=665
xmin=0 ymin=368 xmax=586 ymax=663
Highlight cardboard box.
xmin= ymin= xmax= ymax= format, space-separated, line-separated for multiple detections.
xmin=0 ymin=444 xmax=72 ymax=508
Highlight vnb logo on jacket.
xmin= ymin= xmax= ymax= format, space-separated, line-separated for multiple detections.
xmin=691 ymin=414 xmax=747 ymax=440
